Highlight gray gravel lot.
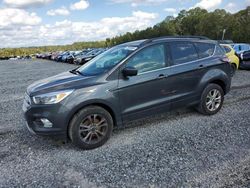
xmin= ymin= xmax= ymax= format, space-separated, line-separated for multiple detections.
xmin=0 ymin=59 xmax=250 ymax=187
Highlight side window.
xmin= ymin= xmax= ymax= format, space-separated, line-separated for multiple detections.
xmin=243 ymin=44 xmax=250 ymax=51
xmin=195 ymin=42 xmax=215 ymax=58
xmin=242 ymin=45 xmax=247 ymax=51
xmin=170 ymin=42 xmax=198 ymax=65
xmin=126 ymin=44 xmax=166 ymax=74
xmin=214 ymin=44 xmax=226 ymax=56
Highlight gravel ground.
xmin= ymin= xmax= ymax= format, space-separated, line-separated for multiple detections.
xmin=0 ymin=59 xmax=250 ymax=187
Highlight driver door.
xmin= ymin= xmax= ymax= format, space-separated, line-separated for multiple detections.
xmin=117 ymin=43 xmax=173 ymax=122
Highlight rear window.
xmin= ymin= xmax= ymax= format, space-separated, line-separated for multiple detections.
xmin=170 ymin=42 xmax=198 ymax=65
xmin=194 ymin=42 xmax=215 ymax=58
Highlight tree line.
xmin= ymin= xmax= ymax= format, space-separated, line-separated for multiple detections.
xmin=106 ymin=6 xmax=250 ymax=46
xmin=0 ymin=6 xmax=249 ymax=57
xmin=0 ymin=41 xmax=106 ymax=57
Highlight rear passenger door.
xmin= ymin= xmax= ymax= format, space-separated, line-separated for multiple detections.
xmin=167 ymin=41 xmax=215 ymax=107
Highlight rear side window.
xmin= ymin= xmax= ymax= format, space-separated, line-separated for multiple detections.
xmin=214 ymin=44 xmax=226 ymax=56
xmin=170 ymin=42 xmax=198 ymax=65
xmin=194 ymin=42 xmax=215 ymax=58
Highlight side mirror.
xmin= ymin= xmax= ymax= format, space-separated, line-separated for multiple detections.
xmin=122 ymin=67 xmax=138 ymax=77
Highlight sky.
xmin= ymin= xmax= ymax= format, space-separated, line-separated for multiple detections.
xmin=0 ymin=0 xmax=249 ymax=48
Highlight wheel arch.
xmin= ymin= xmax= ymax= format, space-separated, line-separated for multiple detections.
xmin=199 ymin=69 xmax=231 ymax=95
xmin=66 ymin=100 xmax=121 ymax=138
xmin=209 ymin=79 xmax=227 ymax=94
xmin=231 ymin=62 xmax=238 ymax=69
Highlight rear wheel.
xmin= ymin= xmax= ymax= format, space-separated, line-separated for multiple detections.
xmin=69 ymin=106 xmax=113 ymax=149
xmin=197 ymin=84 xmax=224 ymax=115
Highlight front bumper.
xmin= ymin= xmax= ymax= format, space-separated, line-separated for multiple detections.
xmin=22 ymin=95 xmax=69 ymax=138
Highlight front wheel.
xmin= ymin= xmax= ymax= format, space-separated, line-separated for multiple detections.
xmin=69 ymin=106 xmax=113 ymax=149
xmin=196 ymin=84 xmax=224 ymax=115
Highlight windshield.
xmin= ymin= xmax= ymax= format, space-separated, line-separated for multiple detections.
xmin=77 ymin=45 xmax=137 ymax=76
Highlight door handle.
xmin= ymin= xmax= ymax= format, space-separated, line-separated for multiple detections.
xmin=197 ymin=64 xmax=204 ymax=69
xmin=158 ymin=74 xmax=167 ymax=79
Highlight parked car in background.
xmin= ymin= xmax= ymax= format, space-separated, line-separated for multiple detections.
xmin=66 ymin=51 xmax=83 ymax=64
xmin=232 ymin=43 xmax=250 ymax=55
xmin=61 ymin=51 xmax=73 ymax=62
xmin=240 ymin=50 xmax=250 ymax=69
xmin=8 ymin=55 xmax=32 ymax=60
xmin=73 ymin=49 xmax=93 ymax=65
xmin=22 ymin=56 xmax=32 ymax=60
xmin=221 ymin=44 xmax=239 ymax=75
xmin=76 ymin=48 xmax=106 ymax=65
xmin=0 ymin=56 xmax=10 ymax=60
xmin=39 ymin=52 xmax=51 ymax=59
xmin=56 ymin=51 xmax=69 ymax=62
xmin=35 ymin=48 xmax=109 ymax=65
xmin=51 ymin=52 xmax=61 ymax=61
xmin=9 ymin=57 xmax=18 ymax=60
xmin=23 ymin=36 xmax=232 ymax=149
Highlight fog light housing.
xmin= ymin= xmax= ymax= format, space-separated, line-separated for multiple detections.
xmin=40 ymin=118 xmax=53 ymax=128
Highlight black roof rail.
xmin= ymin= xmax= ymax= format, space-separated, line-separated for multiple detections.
xmin=139 ymin=35 xmax=211 ymax=46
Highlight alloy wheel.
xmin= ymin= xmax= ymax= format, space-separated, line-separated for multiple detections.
xmin=79 ymin=114 xmax=108 ymax=144
xmin=205 ymin=89 xmax=222 ymax=112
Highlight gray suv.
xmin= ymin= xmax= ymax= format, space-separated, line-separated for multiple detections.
xmin=23 ymin=36 xmax=232 ymax=149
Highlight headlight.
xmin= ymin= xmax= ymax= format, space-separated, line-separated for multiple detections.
xmin=32 ymin=90 xmax=74 ymax=105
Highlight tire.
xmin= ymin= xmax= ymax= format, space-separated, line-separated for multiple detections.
xmin=230 ymin=63 xmax=237 ymax=77
xmin=196 ymin=84 xmax=224 ymax=115
xmin=69 ymin=106 xmax=113 ymax=150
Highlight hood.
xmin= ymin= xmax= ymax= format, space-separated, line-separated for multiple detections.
xmin=27 ymin=71 xmax=93 ymax=96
